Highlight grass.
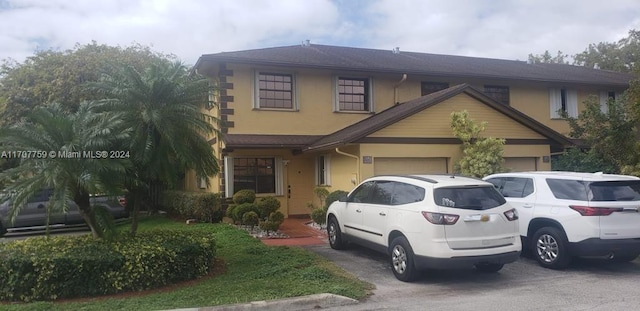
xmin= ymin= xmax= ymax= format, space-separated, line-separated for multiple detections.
xmin=1 ymin=216 xmax=373 ymax=311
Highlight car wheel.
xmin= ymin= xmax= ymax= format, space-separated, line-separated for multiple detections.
xmin=390 ymin=236 xmax=418 ymax=282
xmin=327 ymin=217 xmax=346 ymax=250
xmin=532 ymin=227 xmax=572 ymax=269
xmin=474 ymin=263 xmax=504 ymax=273
xmin=613 ymin=253 xmax=639 ymax=263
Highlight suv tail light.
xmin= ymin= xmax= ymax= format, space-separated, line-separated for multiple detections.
xmin=118 ymin=197 xmax=127 ymax=207
xmin=503 ymin=208 xmax=519 ymax=221
xmin=422 ymin=212 xmax=459 ymax=225
xmin=569 ymin=205 xmax=622 ymax=216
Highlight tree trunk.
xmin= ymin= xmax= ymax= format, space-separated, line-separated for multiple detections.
xmin=129 ymin=190 xmax=143 ymax=236
xmin=74 ymin=190 xmax=103 ymax=239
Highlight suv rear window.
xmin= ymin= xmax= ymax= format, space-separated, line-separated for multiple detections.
xmin=546 ymin=179 xmax=640 ymax=201
xmin=434 ymin=186 xmax=506 ymax=210
xmin=589 ymin=180 xmax=640 ymax=201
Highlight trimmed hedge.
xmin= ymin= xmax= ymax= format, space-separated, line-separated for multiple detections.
xmin=160 ymin=191 xmax=224 ymax=223
xmin=0 ymin=230 xmax=216 ymax=302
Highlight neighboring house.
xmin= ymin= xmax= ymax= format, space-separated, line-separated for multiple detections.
xmin=190 ymin=43 xmax=632 ymax=217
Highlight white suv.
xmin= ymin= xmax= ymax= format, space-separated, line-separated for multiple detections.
xmin=326 ymin=175 xmax=521 ymax=282
xmin=484 ymin=171 xmax=640 ymax=269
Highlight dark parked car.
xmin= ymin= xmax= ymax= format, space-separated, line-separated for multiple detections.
xmin=0 ymin=189 xmax=128 ymax=236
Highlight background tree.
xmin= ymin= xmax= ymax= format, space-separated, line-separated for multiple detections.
xmin=0 ymin=42 xmax=174 ymax=125
xmin=90 ymin=60 xmax=219 ymax=235
xmin=527 ymin=50 xmax=570 ymax=64
xmin=573 ymin=29 xmax=640 ymax=72
xmin=450 ymin=110 xmax=505 ymax=177
xmin=0 ymin=102 xmax=129 ymax=238
xmin=562 ymin=95 xmax=637 ymax=173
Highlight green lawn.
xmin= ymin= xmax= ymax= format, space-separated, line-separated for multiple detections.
xmin=1 ymin=216 xmax=373 ymax=311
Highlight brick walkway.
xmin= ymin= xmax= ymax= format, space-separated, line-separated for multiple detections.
xmin=261 ymin=217 xmax=328 ymax=246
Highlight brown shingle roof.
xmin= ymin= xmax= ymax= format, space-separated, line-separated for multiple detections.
xmin=196 ymin=44 xmax=632 ymax=87
xmin=223 ymin=134 xmax=323 ymax=149
xmin=303 ymin=84 xmax=574 ymax=152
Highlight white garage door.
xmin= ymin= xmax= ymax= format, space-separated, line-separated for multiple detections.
xmin=504 ymin=157 xmax=537 ymax=172
xmin=374 ymin=157 xmax=448 ymax=175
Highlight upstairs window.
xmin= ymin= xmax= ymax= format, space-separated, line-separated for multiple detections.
xmin=484 ymin=85 xmax=510 ymax=105
xmin=599 ymin=91 xmax=617 ymax=114
xmin=335 ymin=77 xmax=372 ymax=112
xmin=550 ymin=88 xmax=577 ymax=118
xmin=255 ymin=72 xmax=295 ymax=110
xmin=421 ymin=82 xmax=449 ymax=96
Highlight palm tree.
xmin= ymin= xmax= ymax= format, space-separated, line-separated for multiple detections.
xmin=90 ymin=60 xmax=220 ymax=234
xmin=0 ymin=102 xmax=129 ymax=238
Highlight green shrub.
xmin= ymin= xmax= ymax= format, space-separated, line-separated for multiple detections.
xmin=256 ymin=196 xmax=280 ymax=219
xmin=160 ymin=191 xmax=223 ymax=223
xmin=258 ymin=220 xmax=280 ymax=233
xmin=226 ymin=205 xmax=237 ymax=220
xmin=233 ymin=189 xmax=256 ymax=204
xmin=310 ymin=208 xmax=326 ymax=225
xmin=0 ymin=230 xmax=216 ymax=302
xmin=269 ymin=211 xmax=285 ymax=224
xmin=242 ymin=211 xmax=260 ymax=227
xmin=233 ymin=203 xmax=258 ymax=223
xmin=325 ymin=190 xmax=349 ymax=209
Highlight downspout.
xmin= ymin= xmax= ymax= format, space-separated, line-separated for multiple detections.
xmin=393 ymin=74 xmax=408 ymax=105
xmin=335 ymin=147 xmax=360 ymax=185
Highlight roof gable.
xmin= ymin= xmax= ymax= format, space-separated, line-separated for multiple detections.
xmin=303 ymin=84 xmax=573 ymax=152
xmin=369 ymin=93 xmax=546 ymax=140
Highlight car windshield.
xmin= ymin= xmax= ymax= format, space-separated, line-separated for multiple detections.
xmin=433 ymin=185 xmax=506 ymax=210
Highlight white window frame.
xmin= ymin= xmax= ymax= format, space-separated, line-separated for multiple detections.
xmin=599 ymin=91 xmax=617 ymax=114
xmin=549 ymin=88 xmax=577 ymax=119
xmin=333 ymin=75 xmax=374 ymax=113
xmin=315 ymin=155 xmax=331 ymax=186
xmin=224 ymin=156 xmax=283 ymax=198
xmin=252 ymin=71 xmax=298 ymax=111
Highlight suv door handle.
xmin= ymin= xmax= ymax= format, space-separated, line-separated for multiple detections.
xmin=356 ymin=209 xmax=362 ymax=213
xmin=522 ymin=204 xmax=533 ymax=208
xmin=379 ymin=212 xmax=386 ymax=216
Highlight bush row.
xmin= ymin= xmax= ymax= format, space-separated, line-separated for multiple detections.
xmin=160 ymin=191 xmax=224 ymax=222
xmin=0 ymin=229 xmax=216 ymax=302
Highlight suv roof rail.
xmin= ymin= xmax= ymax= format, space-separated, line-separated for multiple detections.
xmin=396 ymin=175 xmax=439 ymax=184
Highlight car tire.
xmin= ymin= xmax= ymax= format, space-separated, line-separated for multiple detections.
xmin=613 ymin=253 xmax=639 ymax=263
xmin=327 ymin=217 xmax=346 ymax=250
xmin=532 ymin=227 xmax=572 ymax=269
xmin=474 ymin=263 xmax=504 ymax=273
xmin=389 ymin=236 xmax=418 ymax=282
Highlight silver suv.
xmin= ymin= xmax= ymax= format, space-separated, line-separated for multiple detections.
xmin=326 ymin=175 xmax=521 ymax=281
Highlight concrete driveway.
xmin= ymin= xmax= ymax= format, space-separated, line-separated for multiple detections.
xmin=306 ymin=243 xmax=640 ymax=311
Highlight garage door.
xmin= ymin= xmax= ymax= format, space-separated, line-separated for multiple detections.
xmin=504 ymin=157 xmax=537 ymax=172
xmin=374 ymin=157 xmax=448 ymax=175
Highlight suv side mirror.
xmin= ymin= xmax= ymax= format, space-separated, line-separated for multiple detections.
xmin=338 ymin=195 xmax=348 ymax=202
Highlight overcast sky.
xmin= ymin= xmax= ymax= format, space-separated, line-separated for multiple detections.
xmin=1 ymin=0 xmax=639 ymax=66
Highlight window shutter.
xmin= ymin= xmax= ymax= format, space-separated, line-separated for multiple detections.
xmin=549 ymin=88 xmax=562 ymax=118
xmin=224 ymin=156 xmax=234 ymax=197
xmin=275 ymin=157 xmax=283 ymax=196
xmin=566 ymin=89 xmax=578 ymax=117
xmin=599 ymin=91 xmax=609 ymax=113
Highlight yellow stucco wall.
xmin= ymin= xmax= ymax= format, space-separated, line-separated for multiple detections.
xmin=221 ymin=64 xmax=622 ymax=137
xmin=370 ymin=94 xmax=545 ymax=139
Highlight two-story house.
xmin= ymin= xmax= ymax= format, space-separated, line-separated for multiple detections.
xmin=191 ymin=43 xmax=632 ymax=217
